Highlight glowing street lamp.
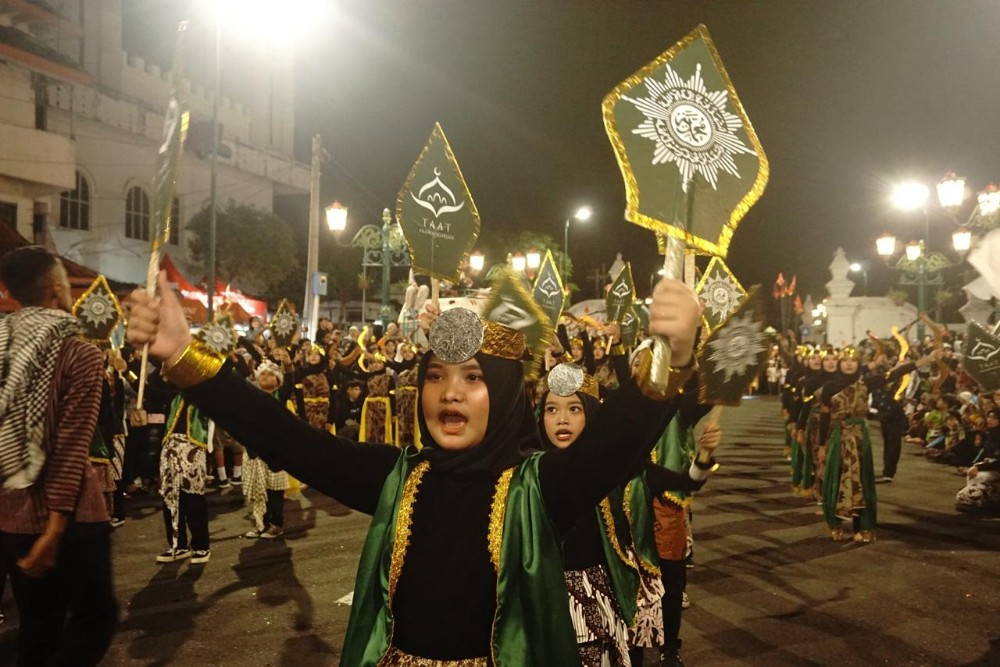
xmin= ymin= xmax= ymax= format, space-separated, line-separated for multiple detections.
xmin=526 ymin=248 xmax=541 ymax=272
xmin=325 ymin=201 xmax=348 ymax=232
xmin=469 ymin=251 xmax=485 ymax=274
xmin=952 ymin=227 xmax=972 ymax=252
xmin=905 ymin=241 xmax=923 ymax=261
xmin=511 ymin=253 xmax=527 ymax=273
xmin=892 ymin=182 xmax=930 ymax=211
xmin=563 ymin=205 xmax=593 ymax=278
xmin=936 ymin=172 xmax=966 ymax=209
xmin=978 ymin=184 xmax=1000 ymax=217
xmin=876 ymin=233 xmax=897 ymax=257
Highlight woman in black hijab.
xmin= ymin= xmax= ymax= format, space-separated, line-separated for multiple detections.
xmin=126 ymin=273 xmax=702 ymax=666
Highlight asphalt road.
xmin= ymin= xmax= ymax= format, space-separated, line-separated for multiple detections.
xmin=1 ymin=395 xmax=998 ymax=666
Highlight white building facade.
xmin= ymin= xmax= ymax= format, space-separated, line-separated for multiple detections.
xmin=0 ymin=0 xmax=309 ymax=285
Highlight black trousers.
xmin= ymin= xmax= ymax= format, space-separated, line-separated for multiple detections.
xmin=0 ymin=523 xmax=118 ymax=667
xmin=880 ymin=416 xmax=905 ymax=478
xmin=266 ymin=489 xmax=285 ymax=528
xmin=162 ymin=491 xmax=209 ymax=551
xmin=660 ymin=558 xmax=687 ymax=649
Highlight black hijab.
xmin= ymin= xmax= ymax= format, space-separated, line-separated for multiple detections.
xmin=417 ymin=352 xmax=542 ymax=477
xmin=536 ymin=388 xmax=601 ymax=452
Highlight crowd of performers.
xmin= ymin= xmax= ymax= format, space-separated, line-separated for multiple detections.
xmin=778 ymin=331 xmax=1000 ymax=545
xmin=108 ymin=272 xmax=721 ymax=667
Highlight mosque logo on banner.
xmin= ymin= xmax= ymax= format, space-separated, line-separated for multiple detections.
xmin=396 ymin=123 xmax=481 ymax=282
xmin=697 ymin=286 xmax=769 ymax=405
xmin=963 ymin=321 xmax=1000 ymax=390
xmin=695 ymin=256 xmax=746 ymax=332
xmin=531 ymin=250 xmax=565 ymax=328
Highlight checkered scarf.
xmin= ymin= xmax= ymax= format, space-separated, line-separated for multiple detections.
xmin=0 ymin=307 xmax=81 ymax=489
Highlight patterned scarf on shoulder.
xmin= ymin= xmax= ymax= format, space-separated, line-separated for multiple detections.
xmin=0 ymin=307 xmax=81 ymax=489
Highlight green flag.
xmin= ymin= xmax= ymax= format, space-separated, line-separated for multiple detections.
xmin=150 ymin=23 xmax=189 ymax=255
xmin=962 ymin=321 xmax=1000 ymax=391
xmin=602 ymin=24 xmax=768 ymax=258
xmin=605 ymin=262 xmax=636 ymax=324
xmin=197 ymin=312 xmax=238 ymax=355
xmin=482 ymin=268 xmax=552 ymax=381
xmin=72 ymin=275 xmax=124 ymax=344
xmin=269 ymin=299 xmax=299 ymax=349
xmin=532 ymin=249 xmax=565 ymax=329
xmin=697 ymin=286 xmax=768 ymax=406
xmin=396 ymin=123 xmax=481 ymax=282
xmin=619 ymin=305 xmax=641 ymax=349
xmin=695 ymin=255 xmax=747 ymax=333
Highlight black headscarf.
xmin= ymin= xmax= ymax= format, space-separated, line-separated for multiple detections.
xmin=417 ymin=352 xmax=541 ymax=477
xmin=536 ymin=388 xmax=601 ymax=452
xmin=819 ymin=361 xmax=862 ymax=406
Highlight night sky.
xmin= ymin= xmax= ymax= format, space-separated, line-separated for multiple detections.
xmin=124 ymin=0 xmax=1000 ymax=307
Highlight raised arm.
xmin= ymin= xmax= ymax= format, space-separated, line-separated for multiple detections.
xmin=127 ymin=272 xmax=398 ymax=514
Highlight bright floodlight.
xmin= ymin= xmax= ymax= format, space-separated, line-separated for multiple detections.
xmin=876 ymin=233 xmax=897 ymax=257
xmin=953 ymin=227 xmax=972 ymax=252
xmin=905 ymin=241 xmax=923 ymax=261
xmin=210 ymin=0 xmax=329 ymax=45
xmin=325 ymin=201 xmax=348 ymax=232
xmin=511 ymin=253 xmax=526 ymax=273
xmin=574 ymin=206 xmax=593 ymax=222
xmin=936 ymin=174 xmax=966 ymax=208
xmin=892 ymin=182 xmax=930 ymax=211
xmin=469 ymin=251 xmax=485 ymax=273
xmin=849 ymin=262 xmax=862 ymax=272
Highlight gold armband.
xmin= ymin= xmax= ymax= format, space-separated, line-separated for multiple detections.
xmin=630 ymin=345 xmax=696 ymax=400
xmin=162 ymin=339 xmax=225 ymax=389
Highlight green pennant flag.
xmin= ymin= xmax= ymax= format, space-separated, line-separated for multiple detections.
xmin=697 ymin=286 xmax=769 ymax=406
xmin=396 ymin=123 xmax=481 ymax=282
xmin=962 ymin=321 xmax=1000 ymax=391
xmin=150 ymin=23 xmax=189 ymax=256
xmin=695 ymin=255 xmax=747 ymax=333
xmin=268 ymin=298 xmax=299 ymax=349
xmin=605 ymin=262 xmax=636 ymax=324
xmin=532 ymin=249 xmax=565 ymax=329
xmin=602 ymin=24 xmax=768 ymax=258
xmin=72 ymin=275 xmax=124 ymax=344
xmin=619 ymin=305 xmax=641 ymax=349
xmin=482 ymin=268 xmax=552 ymax=381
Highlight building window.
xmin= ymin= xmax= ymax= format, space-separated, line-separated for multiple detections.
xmin=169 ymin=197 xmax=180 ymax=245
xmin=0 ymin=201 xmax=16 ymax=229
xmin=125 ymin=185 xmax=150 ymax=241
xmin=59 ymin=171 xmax=90 ymax=230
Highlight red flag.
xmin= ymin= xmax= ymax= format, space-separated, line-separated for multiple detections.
xmin=773 ymin=272 xmax=785 ymax=299
xmin=793 ymin=295 xmax=803 ymax=315
xmin=788 ymin=275 xmax=797 ymax=295
xmin=776 ymin=272 xmax=785 ymax=286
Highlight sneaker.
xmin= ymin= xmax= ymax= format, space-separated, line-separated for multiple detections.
xmin=156 ymin=548 xmax=191 ymax=563
xmin=681 ymin=591 xmax=691 ymax=609
xmin=230 ymin=476 xmax=243 ymax=486
xmin=260 ymin=526 xmax=284 ymax=539
xmin=243 ymin=528 xmax=262 ymax=539
xmin=875 ymin=476 xmax=894 ymax=484
xmin=110 ymin=517 xmax=125 ymax=528
xmin=190 ymin=549 xmax=211 ymax=564
xmin=215 ymin=478 xmax=232 ymax=490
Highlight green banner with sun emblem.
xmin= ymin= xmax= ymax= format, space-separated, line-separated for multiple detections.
xmin=72 ymin=275 xmax=124 ymax=344
xmin=532 ymin=249 xmax=565 ymax=330
xmin=482 ymin=267 xmax=552 ymax=381
xmin=396 ymin=123 xmax=481 ymax=282
xmin=602 ymin=24 xmax=768 ymax=258
xmin=605 ymin=262 xmax=636 ymax=324
xmin=197 ymin=312 xmax=238 ymax=354
xmin=268 ymin=298 xmax=299 ymax=349
xmin=697 ymin=286 xmax=768 ymax=406
xmin=696 ymin=255 xmax=746 ymax=333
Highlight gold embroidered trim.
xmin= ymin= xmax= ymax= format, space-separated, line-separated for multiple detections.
xmin=599 ymin=497 xmax=638 ymax=572
xmin=480 ymin=319 xmax=527 ymax=361
xmin=162 ymin=339 xmax=225 ymax=388
xmin=381 ymin=646 xmax=488 ymax=667
xmin=488 ymin=467 xmax=515 ymax=573
xmin=388 ymin=460 xmax=430 ymax=600
xmin=623 ymin=481 xmax=661 ymax=577
xmin=659 ymin=491 xmax=692 ymax=509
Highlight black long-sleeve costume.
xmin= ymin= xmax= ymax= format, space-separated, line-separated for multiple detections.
xmin=183 ymin=362 xmax=687 ymax=659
